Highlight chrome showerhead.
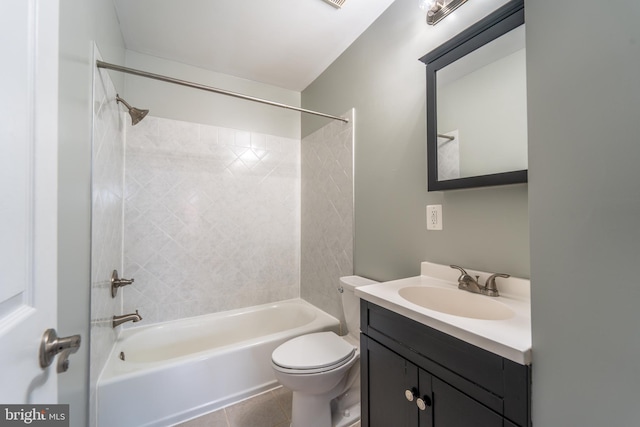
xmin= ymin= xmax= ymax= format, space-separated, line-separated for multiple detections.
xmin=116 ymin=94 xmax=149 ymax=126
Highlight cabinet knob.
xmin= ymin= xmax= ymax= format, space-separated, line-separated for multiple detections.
xmin=404 ymin=388 xmax=417 ymax=402
xmin=416 ymin=396 xmax=432 ymax=411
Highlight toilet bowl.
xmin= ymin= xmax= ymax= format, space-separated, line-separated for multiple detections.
xmin=271 ymin=276 xmax=378 ymax=427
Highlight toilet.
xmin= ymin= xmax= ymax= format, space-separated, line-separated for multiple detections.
xmin=271 ymin=275 xmax=378 ymax=427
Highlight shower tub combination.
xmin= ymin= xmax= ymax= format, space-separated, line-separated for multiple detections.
xmin=97 ymin=299 xmax=340 ymax=427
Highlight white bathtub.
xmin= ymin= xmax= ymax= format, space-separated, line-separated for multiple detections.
xmin=97 ymin=299 xmax=340 ymax=427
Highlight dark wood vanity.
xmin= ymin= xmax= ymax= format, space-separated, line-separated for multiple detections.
xmin=360 ymin=300 xmax=531 ymax=427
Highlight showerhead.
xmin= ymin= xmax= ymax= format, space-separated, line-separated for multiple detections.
xmin=116 ymin=94 xmax=149 ymax=126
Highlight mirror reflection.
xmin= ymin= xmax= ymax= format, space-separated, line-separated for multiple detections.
xmin=436 ymin=24 xmax=527 ymax=181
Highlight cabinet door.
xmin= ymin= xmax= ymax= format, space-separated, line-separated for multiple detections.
xmin=432 ymin=378 xmax=502 ymax=427
xmin=365 ymin=337 xmax=419 ymax=427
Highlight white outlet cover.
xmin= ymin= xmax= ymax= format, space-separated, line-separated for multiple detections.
xmin=427 ymin=205 xmax=443 ymax=230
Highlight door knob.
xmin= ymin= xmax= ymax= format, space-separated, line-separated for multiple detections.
xmin=39 ymin=328 xmax=81 ymax=373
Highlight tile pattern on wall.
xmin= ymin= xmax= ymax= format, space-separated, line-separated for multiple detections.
xmin=300 ymin=110 xmax=354 ymax=327
xmin=89 ymin=53 xmax=125 ymax=427
xmin=123 ymin=116 xmax=300 ymax=325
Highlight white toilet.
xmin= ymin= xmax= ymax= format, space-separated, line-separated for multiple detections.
xmin=271 ymin=276 xmax=378 ymax=427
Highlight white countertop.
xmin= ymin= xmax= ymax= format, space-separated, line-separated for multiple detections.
xmin=356 ymin=262 xmax=532 ymax=365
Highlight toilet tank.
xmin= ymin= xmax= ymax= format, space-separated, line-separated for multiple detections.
xmin=340 ymin=275 xmax=379 ymax=337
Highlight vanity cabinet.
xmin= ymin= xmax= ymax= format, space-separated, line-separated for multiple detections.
xmin=360 ymin=301 xmax=530 ymax=427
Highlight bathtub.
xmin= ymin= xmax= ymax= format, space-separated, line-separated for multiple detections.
xmin=97 ymin=299 xmax=340 ymax=427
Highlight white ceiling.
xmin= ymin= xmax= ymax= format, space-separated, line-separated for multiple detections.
xmin=113 ymin=0 xmax=396 ymax=92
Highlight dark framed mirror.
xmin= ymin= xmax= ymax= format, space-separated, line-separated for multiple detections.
xmin=420 ymin=0 xmax=527 ymax=191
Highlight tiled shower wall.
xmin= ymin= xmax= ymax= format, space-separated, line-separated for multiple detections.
xmin=89 ymin=57 xmax=125 ymax=426
xmin=122 ymin=117 xmax=300 ymax=325
xmin=300 ymin=110 xmax=354 ymax=327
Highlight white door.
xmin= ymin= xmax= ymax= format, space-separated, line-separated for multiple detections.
xmin=0 ymin=0 xmax=60 ymax=402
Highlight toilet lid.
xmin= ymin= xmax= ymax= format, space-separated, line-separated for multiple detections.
xmin=272 ymin=332 xmax=356 ymax=371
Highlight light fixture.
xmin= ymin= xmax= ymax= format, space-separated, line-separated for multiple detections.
xmin=419 ymin=0 xmax=469 ymax=25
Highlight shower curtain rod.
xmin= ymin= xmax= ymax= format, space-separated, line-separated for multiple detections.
xmin=96 ymin=60 xmax=349 ymax=123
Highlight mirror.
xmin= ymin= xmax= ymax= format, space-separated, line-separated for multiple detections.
xmin=420 ymin=0 xmax=527 ymax=191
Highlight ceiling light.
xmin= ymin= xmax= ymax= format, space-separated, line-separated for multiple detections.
xmin=419 ymin=0 xmax=469 ymax=25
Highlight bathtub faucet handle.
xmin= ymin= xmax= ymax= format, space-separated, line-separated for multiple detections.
xmin=111 ymin=269 xmax=135 ymax=298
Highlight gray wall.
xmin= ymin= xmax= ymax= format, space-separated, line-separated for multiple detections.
xmin=527 ymin=0 xmax=640 ymax=425
xmin=302 ymin=0 xmax=529 ymax=283
xmin=58 ymin=1 xmax=125 ymax=425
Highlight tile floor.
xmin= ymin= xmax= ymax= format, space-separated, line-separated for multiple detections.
xmin=174 ymin=386 xmax=361 ymax=427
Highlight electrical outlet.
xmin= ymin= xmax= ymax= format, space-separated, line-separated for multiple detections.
xmin=426 ymin=205 xmax=442 ymax=230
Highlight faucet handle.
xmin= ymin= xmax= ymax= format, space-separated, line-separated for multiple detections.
xmin=483 ymin=273 xmax=510 ymax=297
xmin=111 ymin=270 xmax=135 ymax=298
xmin=449 ymin=265 xmax=468 ymax=277
xmin=450 ymin=265 xmax=482 ymax=292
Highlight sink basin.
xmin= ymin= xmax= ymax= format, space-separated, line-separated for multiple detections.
xmin=398 ymin=286 xmax=515 ymax=320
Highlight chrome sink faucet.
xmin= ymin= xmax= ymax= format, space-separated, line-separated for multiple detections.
xmin=113 ymin=310 xmax=143 ymax=328
xmin=450 ymin=265 xmax=510 ymax=297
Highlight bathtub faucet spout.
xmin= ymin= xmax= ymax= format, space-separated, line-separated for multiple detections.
xmin=113 ymin=310 xmax=142 ymax=328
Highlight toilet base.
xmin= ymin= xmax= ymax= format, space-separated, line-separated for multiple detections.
xmin=290 ymin=392 xmax=360 ymax=427
xmin=291 ymin=391 xmax=332 ymax=427
xmin=332 ymin=401 xmax=360 ymax=427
